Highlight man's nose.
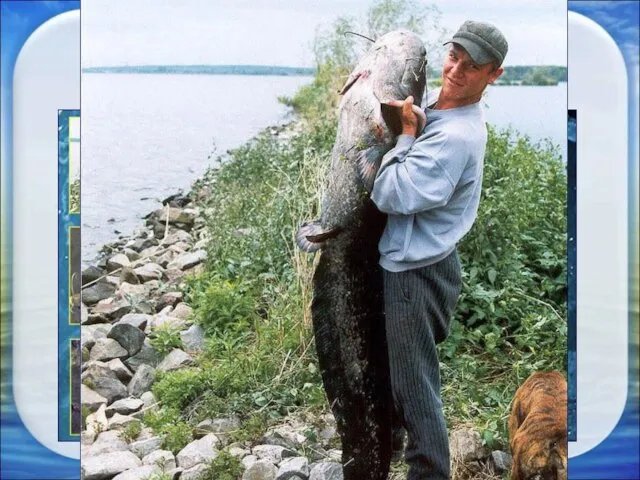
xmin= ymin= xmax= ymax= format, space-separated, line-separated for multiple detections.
xmin=450 ymin=63 xmax=464 ymax=77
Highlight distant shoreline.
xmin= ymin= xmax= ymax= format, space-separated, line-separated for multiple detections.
xmin=82 ymin=65 xmax=316 ymax=76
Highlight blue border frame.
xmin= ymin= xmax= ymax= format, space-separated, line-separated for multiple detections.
xmin=58 ymin=109 xmax=80 ymax=442
xmin=568 ymin=109 xmax=577 ymax=442
xmin=1 ymin=1 xmax=81 ymax=479
xmin=567 ymin=2 xmax=640 ymax=479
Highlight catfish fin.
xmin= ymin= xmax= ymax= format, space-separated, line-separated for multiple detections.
xmin=338 ymin=71 xmax=362 ymax=96
xmin=355 ymin=147 xmax=384 ymax=192
xmin=296 ymin=221 xmax=341 ymax=253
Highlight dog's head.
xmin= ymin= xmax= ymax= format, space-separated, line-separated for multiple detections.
xmin=512 ymin=435 xmax=567 ymax=480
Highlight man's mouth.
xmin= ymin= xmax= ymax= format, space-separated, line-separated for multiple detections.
xmin=447 ymin=77 xmax=463 ymax=87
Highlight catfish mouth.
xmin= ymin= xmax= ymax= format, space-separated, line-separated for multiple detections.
xmin=380 ymin=103 xmax=403 ymax=136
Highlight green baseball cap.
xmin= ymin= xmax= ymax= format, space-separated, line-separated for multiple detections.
xmin=444 ymin=20 xmax=508 ymax=66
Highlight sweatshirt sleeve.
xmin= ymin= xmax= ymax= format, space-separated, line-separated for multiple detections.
xmin=371 ymin=131 xmax=468 ymax=215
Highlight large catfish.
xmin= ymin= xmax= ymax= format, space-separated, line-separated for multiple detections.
xmin=296 ymin=30 xmax=427 ymax=479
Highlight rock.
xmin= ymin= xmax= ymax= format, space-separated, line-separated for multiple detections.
xmin=92 ymin=296 xmax=132 ymax=321
xmin=108 ymin=323 xmax=146 ymax=357
xmin=128 ymin=364 xmax=156 ymax=397
xmin=161 ymin=230 xmax=193 ymax=247
xmin=155 ymin=291 xmax=184 ymax=312
xmin=81 ymin=451 xmax=142 ymax=480
xmin=83 ymin=430 xmax=129 ymax=457
xmin=277 ymin=456 xmax=310 ymax=480
xmin=252 ymin=444 xmax=296 ymax=464
xmin=81 ymin=384 xmax=108 ymax=412
xmin=243 ymin=459 xmax=278 ymax=480
xmin=167 ymin=250 xmax=207 ymax=271
xmin=140 ymin=391 xmax=157 ymax=410
xmin=85 ymin=404 xmax=109 ymax=437
xmin=142 ymin=450 xmax=176 ymax=470
xmin=180 ymin=324 xmax=206 ymax=353
xmin=82 ymin=430 xmax=96 ymax=446
xmin=83 ymin=281 xmax=116 ymax=306
xmin=118 ymin=283 xmax=147 ymax=297
xmin=308 ymin=462 xmax=343 ymax=480
xmin=83 ymin=266 xmax=106 ymax=286
xmin=170 ymin=241 xmax=191 ymax=252
xmin=130 ymin=435 xmax=163 ymax=458
xmin=242 ymin=455 xmax=259 ymax=469
xmin=195 ymin=416 xmax=241 ymax=439
xmin=83 ymin=324 xmax=113 ymax=343
xmin=122 ymin=248 xmax=141 ymax=262
xmin=107 ymin=358 xmax=134 ymax=383
xmin=139 ymin=246 xmax=161 ymax=259
xmin=156 ymin=250 xmax=178 ymax=268
xmin=151 ymin=313 xmax=187 ymax=331
xmin=131 ymin=237 xmax=159 ymax=252
xmin=112 ymin=465 xmax=161 ymax=480
xmin=89 ymin=338 xmax=129 ymax=362
xmin=490 ymin=450 xmax=513 ymax=473
xmin=155 ymin=206 xmax=197 ymax=227
xmin=229 ymin=446 xmax=250 ymax=458
xmin=172 ymin=303 xmax=193 ymax=320
xmin=82 ymin=361 xmax=119 ymax=384
xmin=89 ymin=376 xmax=128 ymax=405
xmin=120 ymin=266 xmax=140 ymax=285
xmin=107 ymin=253 xmax=131 ymax=271
xmin=108 ymin=413 xmax=139 ymax=430
xmin=157 ymin=349 xmax=195 ymax=373
xmin=124 ymin=340 xmax=164 ymax=372
xmin=164 ymin=268 xmax=186 ymax=282
xmin=176 ymin=433 xmax=220 ymax=469
xmin=134 ymin=263 xmax=164 ymax=282
xmin=106 ymin=398 xmax=144 ymax=417
xmin=81 ymin=302 xmax=89 ymax=324
xmin=449 ymin=427 xmax=489 ymax=463
xmin=180 ymin=464 xmax=208 ymax=480
xmin=193 ymin=238 xmax=209 ymax=250
xmin=116 ymin=313 xmax=152 ymax=331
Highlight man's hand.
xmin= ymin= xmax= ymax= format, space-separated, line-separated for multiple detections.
xmin=386 ymin=96 xmax=426 ymax=137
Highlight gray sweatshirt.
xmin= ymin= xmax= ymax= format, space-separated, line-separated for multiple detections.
xmin=371 ymin=89 xmax=487 ymax=272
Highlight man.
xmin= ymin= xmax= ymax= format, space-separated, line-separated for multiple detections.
xmin=370 ymin=21 xmax=508 ymax=479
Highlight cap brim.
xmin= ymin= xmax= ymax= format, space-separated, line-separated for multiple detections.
xmin=444 ymin=39 xmax=494 ymax=65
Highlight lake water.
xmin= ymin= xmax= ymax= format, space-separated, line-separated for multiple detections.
xmin=82 ymin=74 xmax=567 ymax=265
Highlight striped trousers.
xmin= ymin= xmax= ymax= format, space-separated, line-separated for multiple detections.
xmin=383 ymin=250 xmax=462 ymax=480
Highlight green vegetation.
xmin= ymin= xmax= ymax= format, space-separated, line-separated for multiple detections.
xmin=498 ymin=65 xmax=567 ymax=86
xmin=148 ymin=324 xmax=183 ymax=355
xmin=145 ymin=0 xmax=566 ymax=462
xmin=199 ymin=451 xmax=244 ymax=480
xmin=121 ymin=420 xmax=142 ymax=442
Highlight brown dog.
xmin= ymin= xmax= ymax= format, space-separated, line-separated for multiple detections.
xmin=508 ymin=371 xmax=568 ymax=480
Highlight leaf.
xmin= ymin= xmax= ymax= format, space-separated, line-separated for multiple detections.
xmin=488 ymin=269 xmax=497 ymax=285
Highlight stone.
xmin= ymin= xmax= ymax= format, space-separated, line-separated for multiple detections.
xmin=157 ymin=349 xmax=195 ymax=373
xmin=107 ymin=253 xmax=131 ymax=271
xmin=252 ymin=444 xmax=295 ymax=464
xmin=89 ymin=376 xmax=128 ymax=405
xmin=176 ymin=433 xmax=220 ymax=469
xmin=85 ymin=404 xmax=109 ymax=438
xmin=161 ymin=230 xmax=193 ymax=247
xmin=194 ymin=416 xmax=241 ymax=438
xmin=81 ymin=302 xmax=89 ymax=324
xmin=118 ymin=283 xmax=147 ymax=297
xmin=81 ymin=451 xmax=142 ymax=480
xmin=122 ymin=248 xmax=141 ymax=262
xmin=277 ymin=456 xmax=310 ymax=479
xmin=81 ymin=384 xmax=108 ymax=412
xmin=180 ymin=464 xmax=208 ymax=480
xmin=130 ymin=436 xmax=163 ymax=459
xmin=180 ymin=324 xmax=206 ymax=353
xmin=168 ymin=250 xmax=207 ymax=271
xmin=128 ymin=364 xmax=156 ymax=397
xmin=242 ymin=455 xmax=259 ymax=469
xmin=83 ymin=266 xmax=106 ymax=286
xmin=155 ymin=206 xmax=196 ymax=227
xmin=151 ymin=313 xmax=187 ymax=331
xmin=82 ymin=361 xmax=119 ymax=384
xmin=130 ymin=236 xmax=159 ymax=252
xmin=134 ymin=263 xmax=164 ymax=282
xmin=156 ymin=250 xmax=178 ymax=268
xmin=83 ymin=430 xmax=129 ymax=457
xmin=112 ymin=465 xmax=161 ymax=480
xmin=107 ymin=358 xmax=134 ymax=382
xmin=308 ymin=462 xmax=343 ymax=480
xmin=124 ymin=340 xmax=164 ymax=372
xmin=90 ymin=338 xmax=129 ymax=362
xmin=120 ymin=266 xmax=140 ymax=285
xmin=243 ymin=459 xmax=278 ymax=480
xmin=155 ymin=291 xmax=184 ymax=312
xmin=108 ymin=413 xmax=139 ymax=430
xmin=108 ymin=323 xmax=146 ymax=357
xmin=449 ymin=427 xmax=489 ymax=463
xmin=83 ymin=281 xmax=116 ymax=306
xmin=92 ymin=296 xmax=132 ymax=321
xmin=171 ymin=303 xmax=193 ymax=320
xmin=490 ymin=450 xmax=513 ymax=473
xmin=142 ymin=450 xmax=176 ymax=470
xmin=116 ymin=313 xmax=152 ymax=331
xmin=105 ymin=398 xmax=144 ymax=417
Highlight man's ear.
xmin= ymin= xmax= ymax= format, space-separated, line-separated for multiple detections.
xmin=488 ymin=66 xmax=504 ymax=85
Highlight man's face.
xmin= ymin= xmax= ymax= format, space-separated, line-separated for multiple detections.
xmin=440 ymin=44 xmax=503 ymax=106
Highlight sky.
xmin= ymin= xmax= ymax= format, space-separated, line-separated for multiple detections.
xmin=81 ymin=0 xmax=567 ymax=68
